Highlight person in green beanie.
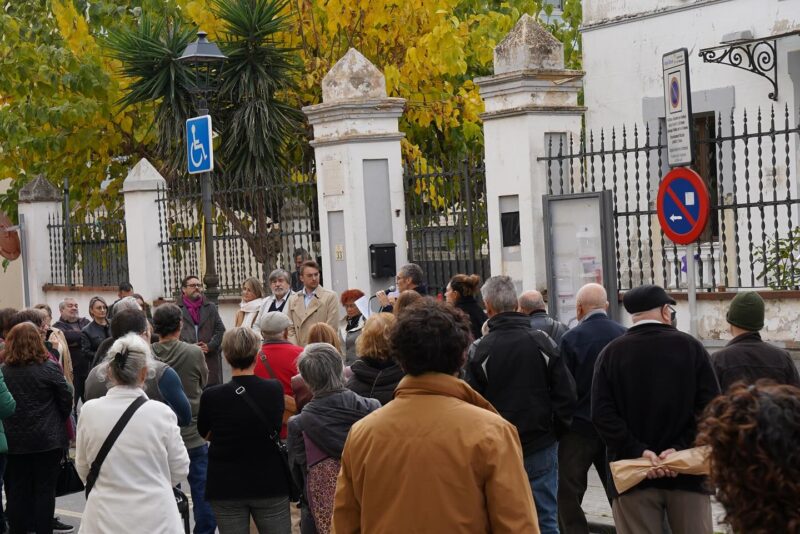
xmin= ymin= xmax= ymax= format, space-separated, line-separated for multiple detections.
xmin=711 ymin=291 xmax=800 ymax=391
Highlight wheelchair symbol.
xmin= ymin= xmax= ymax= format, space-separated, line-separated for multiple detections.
xmin=189 ymin=124 xmax=208 ymax=168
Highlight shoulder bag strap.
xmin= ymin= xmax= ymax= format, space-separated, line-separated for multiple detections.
xmin=231 ymin=382 xmax=281 ymax=444
xmin=259 ymin=350 xmax=279 ymax=381
xmin=85 ymin=396 xmax=147 ymax=497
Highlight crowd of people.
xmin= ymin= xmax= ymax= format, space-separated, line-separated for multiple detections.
xmin=0 ymin=257 xmax=797 ymax=534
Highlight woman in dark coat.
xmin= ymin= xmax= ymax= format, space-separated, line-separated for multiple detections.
xmin=346 ymin=313 xmax=404 ymax=406
xmin=197 ymin=327 xmax=290 ymax=534
xmin=445 ymin=274 xmax=487 ymax=340
xmin=3 ymin=322 xmax=72 ymax=534
xmin=288 ymin=343 xmax=379 ymax=534
xmin=80 ymin=296 xmax=110 ymax=370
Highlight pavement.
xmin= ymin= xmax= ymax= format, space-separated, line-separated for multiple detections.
xmin=53 ymin=460 xmax=727 ymax=533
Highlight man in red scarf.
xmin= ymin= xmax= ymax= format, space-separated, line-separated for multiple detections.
xmin=177 ymin=275 xmax=226 ymax=387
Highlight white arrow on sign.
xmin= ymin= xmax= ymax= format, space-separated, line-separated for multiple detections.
xmin=670 ymin=214 xmax=683 ymax=222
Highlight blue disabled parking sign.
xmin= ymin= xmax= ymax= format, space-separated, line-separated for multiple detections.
xmin=186 ymin=115 xmax=214 ymax=174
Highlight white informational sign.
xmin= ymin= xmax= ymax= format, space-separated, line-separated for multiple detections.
xmin=549 ymin=197 xmax=605 ymax=327
xmin=662 ymin=49 xmax=695 ymax=167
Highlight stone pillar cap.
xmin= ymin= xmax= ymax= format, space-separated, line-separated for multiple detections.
xmin=122 ymin=158 xmax=167 ymax=193
xmin=322 ymin=48 xmax=387 ymax=103
xmin=19 ymin=175 xmax=60 ymax=203
xmin=494 ymin=14 xmax=565 ymax=74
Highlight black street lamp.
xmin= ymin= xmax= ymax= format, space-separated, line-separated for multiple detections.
xmin=179 ymin=31 xmax=226 ymax=304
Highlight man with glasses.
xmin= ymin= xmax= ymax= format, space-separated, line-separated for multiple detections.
xmin=591 ymin=284 xmax=720 ymax=534
xmin=286 ymin=260 xmax=339 ymax=346
xmin=177 ymin=275 xmax=226 ymax=388
xmin=376 ymin=263 xmax=427 ymax=312
xmin=53 ymin=298 xmax=89 ymax=409
xmin=263 ymin=269 xmax=293 ymax=314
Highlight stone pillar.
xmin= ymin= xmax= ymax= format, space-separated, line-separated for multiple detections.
xmin=122 ymin=158 xmax=168 ymax=302
xmin=476 ymin=15 xmax=584 ymax=293
xmin=18 ymin=175 xmax=62 ymax=307
xmin=303 ymin=49 xmax=407 ymax=297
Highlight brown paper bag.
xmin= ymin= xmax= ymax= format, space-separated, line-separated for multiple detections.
xmin=609 ymin=446 xmax=711 ymax=494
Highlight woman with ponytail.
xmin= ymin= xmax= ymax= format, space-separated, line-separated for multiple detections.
xmin=445 ymin=274 xmax=487 ymax=340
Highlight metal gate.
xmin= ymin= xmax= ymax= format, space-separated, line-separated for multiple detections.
xmin=403 ymin=155 xmax=490 ymax=295
xmin=539 ymin=106 xmax=800 ymax=292
xmin=156 ymin=164 xmax=320 ymax=297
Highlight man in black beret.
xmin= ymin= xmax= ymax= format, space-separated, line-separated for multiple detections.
xmin=590 ymin=284 xmax=720 ymax=534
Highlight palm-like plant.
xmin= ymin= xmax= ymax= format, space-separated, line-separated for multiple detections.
xmin=104 ymin=0 xmax=303 ymax=183
xmin=214 ymin=0 xmax=304 ymax=184
xmin=105 ymin=0 xmax=305 ymax=271
xmin=105 ymin=16 xmax=196 ymax=178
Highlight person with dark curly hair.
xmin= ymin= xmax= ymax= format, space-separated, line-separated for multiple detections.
xmin=333 ymin=299 xmax=540 ymax=533
xmin=696 ymin=381 xmax=800 ymax=534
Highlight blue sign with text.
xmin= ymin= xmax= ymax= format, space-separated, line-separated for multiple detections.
xmin=186 ymin=115 xmax=213 ymax=174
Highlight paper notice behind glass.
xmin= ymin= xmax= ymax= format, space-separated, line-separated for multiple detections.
xmin=549 ymin=197 xmax=605 ymax=326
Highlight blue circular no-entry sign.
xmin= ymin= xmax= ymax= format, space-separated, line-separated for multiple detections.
xmin=657 ymin=167 xmax=710 ymax=245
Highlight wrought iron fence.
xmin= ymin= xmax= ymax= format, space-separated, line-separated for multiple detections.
xmin=403 ymin=154 xmax=491 ymax=295
xmin=539 ymin=105 xmax=800 ymax=292
xmin=156 ymin=164 xmax=320 ymax=297
xmin=47 ymin=211 xmax=128 ymax=287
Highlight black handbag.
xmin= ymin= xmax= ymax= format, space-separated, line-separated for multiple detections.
xmin=232 ymin=383 xmax=303 ymax=502
xmin=55 ymin=450 xmax=85 ymax=497
xmin=174 ymin=487 xmax=190 ymax=534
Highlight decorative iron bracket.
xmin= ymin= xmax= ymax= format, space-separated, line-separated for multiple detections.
xmin=699 ymin=36 xmax=778 ymax=101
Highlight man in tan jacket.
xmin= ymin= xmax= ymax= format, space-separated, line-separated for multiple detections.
xmin=286 ymin=260 xmax=340 ymax=346
xmin=333 ymin=299 xmax=539 ymax=534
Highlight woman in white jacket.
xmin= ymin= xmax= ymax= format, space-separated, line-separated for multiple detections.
xmin=76 ymin=333 xmax=190 ymax=534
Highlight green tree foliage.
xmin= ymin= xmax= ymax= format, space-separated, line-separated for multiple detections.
xmin=0 ymin=0 xmax=582 ymax=218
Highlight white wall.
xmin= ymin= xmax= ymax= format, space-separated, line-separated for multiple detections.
xmin=582 ymin=0 xmax=800 ymax=128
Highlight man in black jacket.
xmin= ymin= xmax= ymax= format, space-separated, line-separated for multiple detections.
xmin=591 ymin=284 xmax=720 ymax=534
xmin=518 ymin=289 xmax=569 ymax=345
xmin=466 ymin=275 xmax=576 ymax=534
xmin=52 ymin=297 xmax=89 ymax=409
xmin=711 ymin=291 xmax=799 ymax=391
xmin=557 ymin=283 xmax=626 ymax=534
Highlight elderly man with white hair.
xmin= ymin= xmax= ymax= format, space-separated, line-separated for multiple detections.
xmin=53 ymin=297 xmax=90 ymax=409
xmin=591 ymin=284 xmax=720 ymax=534
xmin=556 ymin=283 xmax=626 ymax=534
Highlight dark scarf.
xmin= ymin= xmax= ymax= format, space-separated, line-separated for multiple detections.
xmin=182 ymin=295 xmax=203 ymax=325
xmin=346 ymin=314 xmax=362 ymax=331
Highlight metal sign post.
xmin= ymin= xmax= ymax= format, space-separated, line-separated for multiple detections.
xmin=686 ymin=242 xmax=698 ymax=336
xmin=656 ymin=168 xmax=710 ymax=338
xmin=662 ymin=49 xmax=700 ymax=336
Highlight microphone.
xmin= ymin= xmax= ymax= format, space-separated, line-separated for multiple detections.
xmin=369 ymin=285 xmax=396 ymax=302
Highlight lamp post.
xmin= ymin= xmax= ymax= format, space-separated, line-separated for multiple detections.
xmin=179 ymin=31 xmax=226 ymax=304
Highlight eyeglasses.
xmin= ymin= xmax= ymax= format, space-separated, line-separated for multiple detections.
xmin=185 ymin=283 xmax=203 ymax=288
